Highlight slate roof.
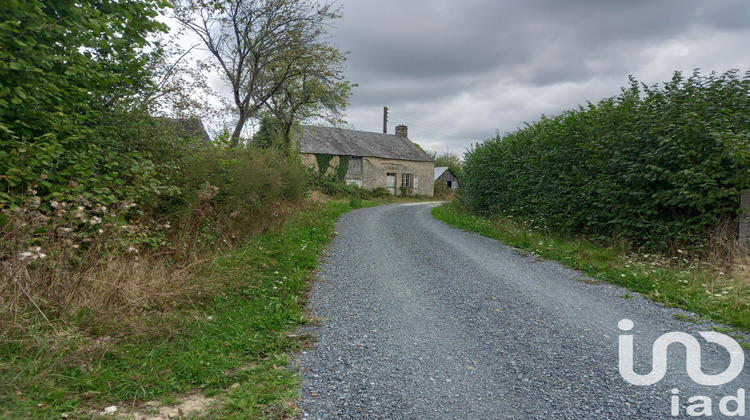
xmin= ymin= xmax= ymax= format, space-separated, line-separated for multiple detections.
xmin=434 ymin=166 xmax=449 ymax=180
xmin=300 ymin=125 xmax=433 ymax=162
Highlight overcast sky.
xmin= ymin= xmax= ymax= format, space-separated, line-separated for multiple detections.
xmin=320 ymin=0 xmax=750 ymax=155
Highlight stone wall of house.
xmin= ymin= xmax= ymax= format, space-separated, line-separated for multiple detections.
xmin=301 ymin=153 xmax=434 ymax=197
xmin=362 ymin=157 xmax=434 ymax=197
xmin=301 ymin=153 xmax=339 ymax=176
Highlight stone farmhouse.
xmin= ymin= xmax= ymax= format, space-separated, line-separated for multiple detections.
xmin=300 ymin=125 xmax=434 ymax=197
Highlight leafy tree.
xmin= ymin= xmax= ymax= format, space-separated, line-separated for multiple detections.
xmin=265 ymin=43 xmax=353 ymax=156
xmin=174 ymin=0 xmax=343 ymax=148
xmin=251 ymin=116 xmax=285 ymax=152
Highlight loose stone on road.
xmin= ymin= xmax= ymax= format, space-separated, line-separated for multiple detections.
xmin=296 ymin=203 xmax=749 ymax=419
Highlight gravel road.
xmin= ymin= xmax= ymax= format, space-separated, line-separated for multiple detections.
xmin=295 ymin=202 xmax=750 ymax=419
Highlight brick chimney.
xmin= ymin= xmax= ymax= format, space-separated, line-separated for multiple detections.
xmin=395 ymin=125 xmax=408 ymax=137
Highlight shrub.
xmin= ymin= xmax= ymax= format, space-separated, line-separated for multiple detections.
xmin=434 ymin=180 xmax=450 ymax=199
xmin=0 ymin=144 xmax=310 ymax=333
xmin=461 ymin=69 xmax=750 ymax=252
xmin=164 ymin=146 xmax=308 ymax=244
xmin=369 ymin=187 xmax=392 ymax=198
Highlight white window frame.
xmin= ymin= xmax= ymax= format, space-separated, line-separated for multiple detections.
xmin=401 ymin=173 xmax=413 ymax=188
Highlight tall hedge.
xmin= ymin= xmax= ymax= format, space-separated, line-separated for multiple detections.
xmin=461 ymin=69 xmax=750 ymax=251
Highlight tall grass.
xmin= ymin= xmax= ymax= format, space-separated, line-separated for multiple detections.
xmin=1 ymin=200 xmax=352 ymax=419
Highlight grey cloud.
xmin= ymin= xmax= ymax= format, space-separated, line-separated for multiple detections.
xmin=327 ymin=0 xmax=750 ymax=154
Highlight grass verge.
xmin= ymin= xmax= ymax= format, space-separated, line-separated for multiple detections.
xmin=432 ymin=202 xmax=750 ymax=332
xmin=1 ymin=201 xmax=356 ymax=419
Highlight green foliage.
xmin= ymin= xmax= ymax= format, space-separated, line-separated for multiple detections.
xmin=369 ymin=187 xmax=392 ymax=198
xmin=428 ymin=150 xmax=463 ymax=179
xmin=174 ymin=0 xmax=346 ymax=147
xmin=348 ymin=187 xmax=362 ymax=208
xmin=461 ymin=69 xmax=750 ymax=251
xmin=315 ymin=154 xmax=335 ymax=175
xmin=265 ymin=43 xmax=354 ymax=156
xmin=251 ymin=116 xmax=285 ymax=152
xmin=166 ymin=146 xmax=308 ymax=242
xmin=1 ymin=201 xmax=353 ymax=419
xmin=434 ymin=180 xmax=450 ymax=198
xmin=0 ymin=0 xmax=171 ymax=208
xmin=335 ymin=155 xmax=350 ymax=183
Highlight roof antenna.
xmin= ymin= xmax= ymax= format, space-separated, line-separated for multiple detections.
xmin=383 ymin=106 xmax=388 ymax=133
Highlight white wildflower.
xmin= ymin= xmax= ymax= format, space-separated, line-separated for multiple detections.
xmin=127 ymin=246 xmax=138 ymax=254
xmin=28 ymin=196 xmax=41 ymax=208
xmin=72 ymin=206 xmax=86 ymax=220
xmin=50 ymin=200 xmax=61 ymax=209
xmin=89 ymin=216 xmax=102 ymax=225
xmin=118 ymin=201 xmax=136 ymax=210
xmin=18 ymin=247 xmax=45 ymax=261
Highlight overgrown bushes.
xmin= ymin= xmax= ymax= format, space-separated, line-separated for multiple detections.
xmin=0 ymin=142 xmax=309 ymax=334
xmin=461 ymin=69 xmax=750 ymax=252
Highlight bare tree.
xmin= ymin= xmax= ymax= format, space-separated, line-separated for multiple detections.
xmin=174 ymin=0 xmax=341 ymax=147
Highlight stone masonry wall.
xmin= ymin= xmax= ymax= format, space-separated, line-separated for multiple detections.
xmin=301 ymin=153 xmax=434 ymax=197
xmin=362 ymin=157 xmax=434 ymax=197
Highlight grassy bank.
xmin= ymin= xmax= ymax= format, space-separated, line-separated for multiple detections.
xmin=432 ymin=202 xmax=750 ymax=333
xmin=1 ymin=200 xmax=356 ymax=419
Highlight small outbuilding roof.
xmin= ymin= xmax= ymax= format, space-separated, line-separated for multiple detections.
xmin=434 ymin=166 xmax=450 ymax=180
xmin=300 ymin=125 xmax=433 ymax=162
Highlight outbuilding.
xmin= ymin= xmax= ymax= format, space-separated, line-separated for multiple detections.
xmin=434 ymin=166 xmax=459 ymax=190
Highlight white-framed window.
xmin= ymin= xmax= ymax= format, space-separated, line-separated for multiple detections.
xmin=401 ymin=173 xmax=413 ymax=188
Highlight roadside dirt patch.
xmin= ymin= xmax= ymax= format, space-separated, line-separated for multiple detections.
xmin=100 ymin=393 xmax=217 ymax=419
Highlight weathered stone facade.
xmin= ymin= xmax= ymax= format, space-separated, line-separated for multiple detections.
xmin=300 ymin=125 xmax=435 ymax=197
xmin=302 ymin=153 xmax=434 ymax=197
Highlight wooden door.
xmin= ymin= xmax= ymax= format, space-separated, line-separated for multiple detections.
xmin=386 ymin=173 xmax=396 ymax=195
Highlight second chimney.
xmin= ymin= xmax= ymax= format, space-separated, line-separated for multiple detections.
xmin=395 ymin=125 xmax=408 ymax=137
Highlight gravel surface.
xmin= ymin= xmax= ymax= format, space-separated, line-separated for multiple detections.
xmin=295 ymin=202 xmax=750 ymax=419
